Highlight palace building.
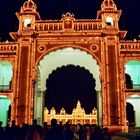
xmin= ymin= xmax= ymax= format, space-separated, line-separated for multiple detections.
xmin=0 ymin=0 xmax=140 ymax=133
xmin=44 ymin=100 xmax=97 ymax=125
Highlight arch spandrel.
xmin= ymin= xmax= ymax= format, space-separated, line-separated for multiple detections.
xmin=35 ymin=44 xmax=101 ymax=67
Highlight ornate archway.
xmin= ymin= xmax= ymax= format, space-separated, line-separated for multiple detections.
xmin=35 ymin=47 xmax=101 ymax=125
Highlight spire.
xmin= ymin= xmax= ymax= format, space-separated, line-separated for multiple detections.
xmin=77 ymin=100 xmax=81 ymax=107
xmin=101 ymin=0 xmax=117 ymax=11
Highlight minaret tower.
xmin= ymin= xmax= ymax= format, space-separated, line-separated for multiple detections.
xmin=16 ymin=0 xmax=40 ymax=32
xmin=97 ymin=0 xmax=125 ymax=131
xmin=97 ymin=0 xmax=121 ymax=30
xmin=10 ymin=0 xmax=40 ymax=125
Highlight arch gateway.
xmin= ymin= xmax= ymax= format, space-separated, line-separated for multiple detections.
xmin=0 ymin=0 xmax=140 ymax=133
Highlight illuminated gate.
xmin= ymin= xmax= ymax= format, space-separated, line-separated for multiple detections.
xmin=0 ymin=0 xmax=140 ymax=133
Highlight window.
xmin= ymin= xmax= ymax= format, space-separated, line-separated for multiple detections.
xmin=106 ymin=16 xmax=113 ymax=26
xmin=24 ymin=18 xmax=31 ymax=27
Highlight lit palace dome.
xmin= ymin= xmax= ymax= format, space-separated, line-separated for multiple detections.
xmin=101 ymin=0 xmax=117 ymax=11
xmin=22 ymin=0 xmax=37 ymax=12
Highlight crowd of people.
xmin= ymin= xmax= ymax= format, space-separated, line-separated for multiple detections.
xmin=0 ymin=119 xmax=111 ymax=140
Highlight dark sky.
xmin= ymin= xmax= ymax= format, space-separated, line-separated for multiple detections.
xmin=0 ymin=0 xmax=140 ymax=40
xmin=0 ymin=0 xmax=140 ymax=113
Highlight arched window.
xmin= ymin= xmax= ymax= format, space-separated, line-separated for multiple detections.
xmin=0 ymin=62 xmax=12 ymax=90
xmin=125 ymin=60 xmax=140 ymax=89
xmin=24 ymin=18 xmax=31 ymax=27
xmin=106 ymin=16 xmax=113 ymax=26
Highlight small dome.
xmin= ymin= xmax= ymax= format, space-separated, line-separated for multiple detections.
xmin=101 ymin=0 xmax=117 ymax=11
xmin=23 ymin=0 xmax=37 ymax=11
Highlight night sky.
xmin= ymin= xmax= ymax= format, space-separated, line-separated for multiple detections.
xmin=0 ymin=0 xmax=140 ymax=40
xmin=0 ymin=0 xmax=140 ymax=113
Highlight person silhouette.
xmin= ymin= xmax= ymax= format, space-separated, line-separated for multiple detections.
xmin=0 ymin=121 xmax=4 ymax=140
xmin=64 ymin=122 xmax=74 ymax=140
xmin=46 ymin=119 xmax=64 ymax=140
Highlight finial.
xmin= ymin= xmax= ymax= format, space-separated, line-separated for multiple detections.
xmin=77 ymin=100 xmax=81 ymax=106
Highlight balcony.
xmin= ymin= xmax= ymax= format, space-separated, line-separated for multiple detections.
xmin=0 ymin=43 xmax=18 ymax=55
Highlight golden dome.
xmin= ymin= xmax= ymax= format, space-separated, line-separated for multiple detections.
xmin=101 ymin=0 xmax=117 ymax=11
xmin=22 ymin=0 xmax=37 ymax=11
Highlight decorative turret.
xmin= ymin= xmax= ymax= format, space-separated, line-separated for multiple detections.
xmin=61 ymin=12 xmax=75 ymax=30
xmin=60 ymin=108 xmax=66 ymax=115
xmin=50 ymin=107 xmax=56 ymax=115
xmin=22 ymin=0 xmax=37 ymax=13
xmin=92 ymin=107 xmax=97 ymax=115
xmin=77 ymin=100 xmax=81 ymax=107
xmin=97 ymin=0 xmax=122 ymax=30
xmin=72 ymin=100 xmax=85 ymax=115
xmin=16 ymin=0 xmax=40 ymax=32
xmin=44 ymin=107 xmax=49 ymax=114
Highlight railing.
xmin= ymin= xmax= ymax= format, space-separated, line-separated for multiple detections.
xmin=0 ymin=44 xmax=18 ymax=54
xmin=0 ymin=85 xmax=11 ymax=90
xmin=73 ymin=22 xmax=101 ymax=31
xmin=120 ymin=42 xmax=140 ymax=55
xmin=120 ymin=44 xmax=140 ymax=50
xmin=35 ymin=22 xmax=63 ymax=31
xmin=35 ymin=21 xmax=102 ymax=31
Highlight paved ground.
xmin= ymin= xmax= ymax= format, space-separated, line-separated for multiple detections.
xmin=112 ymin=136 xmax=130 ymax=140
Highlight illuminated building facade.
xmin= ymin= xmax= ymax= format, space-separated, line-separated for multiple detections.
xmin=44 ymin=101 xmax=97 ymax=125
xmin=0 ymin=0 xmax=140 ymax=132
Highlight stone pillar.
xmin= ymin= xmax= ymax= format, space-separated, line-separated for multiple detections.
xmin=34 ymin=90 xmax=44 ymax=125
xmin=96 ymin=91 xmax=102 ymax=126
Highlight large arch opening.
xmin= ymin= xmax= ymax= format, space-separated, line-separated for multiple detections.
xmin=125 ymin=60 xmax=140 ymax=89
xmin=126 ymin=95 xmax=140 ymax=128
xmin=0 ymin=96 xmax=11 ymax=127
xmin=45 ymin=65 xmax=96 ymax=113
xmin=35 ymin=47 xmax=101 ymax=125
